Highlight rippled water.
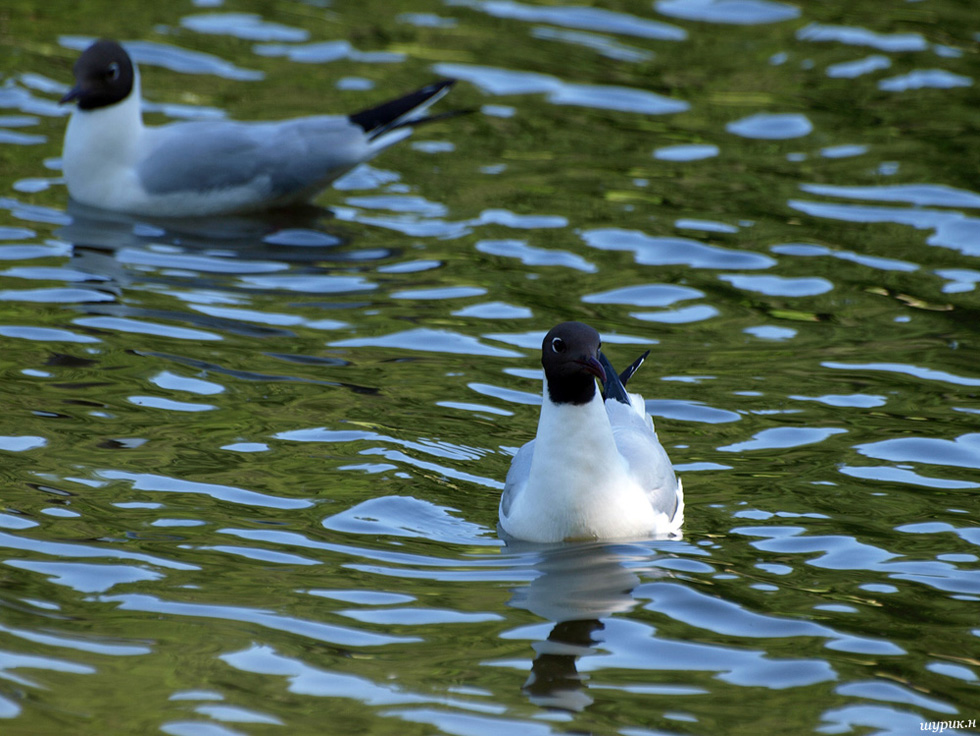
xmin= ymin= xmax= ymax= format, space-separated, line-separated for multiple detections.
xmin=1 ymin=1 xmax=979 ymax=734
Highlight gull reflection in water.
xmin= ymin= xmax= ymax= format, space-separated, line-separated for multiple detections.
xmin=504 ymin=540 xmax=670 ymax=712
xmin=59 ymin=199 xmax=348 ymax=263
xmin=54 ymin=199 xmax=384 ymax=307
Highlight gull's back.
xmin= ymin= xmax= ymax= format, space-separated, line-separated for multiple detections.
xmin=138 ymin=115 xmax=374 ymax=205
xmin=605 ymin=395 xmax=679 ymax=517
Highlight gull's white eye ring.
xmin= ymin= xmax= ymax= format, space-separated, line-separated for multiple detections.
xmin=107 ymin=61 xmax=120 ymax=81
xmin=551 ymin=337 xmax=566 ymax=353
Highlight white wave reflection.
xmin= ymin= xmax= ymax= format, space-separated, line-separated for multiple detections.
xmin=433 ymin=63 xmax=689 ymax=115
xmin=476 ymin=239 xmax=595 ymax=272
xmin=581 ymin=228 xmax=775 ymax=269
xmin=455 ymin=0 xmax=687 ymax=40
xmin=5 ymin=560 xmax=163 ymax=593
xmin=338 ymin=607 xmax=502 ymax=626
xmin=323 ymin=496 xmax=497 ymax=541
xmin=822 ymin=361 xmax=980 ymax=387
xmin=789 ymin=393 xmax=886 ymax=409
xmin=653 ymin=143 xmax=720 ymax=161
xmin=800 ymin=183 xmax=980 ymax=209
xmin=735 ymin=526 xmax=980 ymax=595
xmin=452 ymin=302 xmax=533 ymax=320
xmin=531 ymin=27 xmax=654 ymax=63
xmin=97 ymin=470 xmax=313 ymax=510
xmin=150 ymin=370 xmax=224 ymax=395
xmin=790 ymin=198 xmax=980 ymax=257
xmin=856 ymin=433 xmax=980 ymax=470
xmin=719 ymin=274 xmax=833 ymax=296
xmin=237 ymin=273 xmax=377 ymax=294
xmin=192 ymin=704 xmax=283 ymax=726
xmin=718 ymin=427 xmax=846 ymax=452
xmin=771 ymin=242 xmax=918 ymax=273
xmin=200 ymin=545 xmax=320 ymax=566
xmin=222 ymin=644 xmax=424 ymax=703
xmin=0 ymin=129 xmax=46 ymax=145
xmin=59 ymin=36 xmax=264 ymax=81
xmin=330 ymin=328 xmax=522 ymax=357
xmin=0 ymin=621 xmax=150 ymax=656
xmin=0 ymin=649 xmax=95 ymax=687
xmin=897 ymin=522 xmax=980 ymax=548
xmin=472 ymin=209 xmax=567 ymax=228
xmin=796 ymin=23 xmax=928 ymax=52
xmin=583 ymin=283 xmax=703 ymax=307
xmin=74 ymin=316 xmax=223 ymax=341
xmin=633 ymin=304 xmax=720 ymax=324
xmin=116 ymin=247 xmax=289 ymax=274
xmin=278 ymin=427 xmax=504 ymax=489
xmin=391 ymin=286 xmax=486 ymax=300
xmin=840 ymin=465 xmax=979 ymax=491
xmin=0 ymin=287 xmax=115 ymax=303
xmin=0 ymin=531 xmax=197 ymax=570
xmin=820 ymin=143 xmax=869 ymax=158
xmin=0 ymin=435 xmax=46 ymax=451
xmin=826 ymin=54 xmax=891 ymax=79
xmin=878 ymin=69 xmax=972 ymax=92
xmin=648 ymin=399 xmax=740 ymax=424
xmin=127 ymin=396 xmax=216 ymax=412
xmin=636 ymin=581 xmax=902 ymax=654
xmin=726 ymin=112 xmax=813 ymax=139
xmin=676 ymin=218 xmax=739 ymax=234
xmin=254 ymin=41 xmax=405 ymax=64
xmin=181 ymin=12 xmax=310 ymax=42
xmin=0 ymin=325 xmax=98 ymax=343
xmin=655 ymin=0 xmax=800 ymax=25
xmin=935 ymin=268 xmax=980 ymax=294
xmin=100 ymin=593 xmax=417 ymax=647
xmin=835 ymin=681 xmax=956 ymax=715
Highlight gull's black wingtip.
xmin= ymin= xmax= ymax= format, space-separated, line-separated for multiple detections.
xmin=349 ymin=78 xmax=463 ymax=138
xmin=619 ymin=350 xmax=649 ymax=386
xmin=600 ymin=349 xmax=650 ymax=405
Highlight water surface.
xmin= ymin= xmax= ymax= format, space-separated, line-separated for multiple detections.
xmin=1 ymin=1 xmax=978 ymax=734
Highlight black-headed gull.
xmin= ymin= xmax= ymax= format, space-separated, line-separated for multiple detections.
xmin=499 ymin=321 xmax=683 ymax=543
xmin=60 ymin=39 xmax=460 ymax=217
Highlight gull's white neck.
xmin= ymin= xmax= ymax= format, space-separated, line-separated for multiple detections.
xmin=62 ymin=71 xmax=145 ymax=206
xmin=526 ymin=382 xmax=628 ymax=505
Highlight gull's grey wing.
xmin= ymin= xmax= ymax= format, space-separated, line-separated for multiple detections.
xmin=137 ymin=115 xmax=369 ymax=199
xmin=606 ymin=400 xmax=679 ymax=517
xmin=500 ymin=439 xmax=534 ymax=517
xmin=136 ymin=79 xmax=461 ymax=203
xmin=599 ymin=350 xmax=677 ymax=515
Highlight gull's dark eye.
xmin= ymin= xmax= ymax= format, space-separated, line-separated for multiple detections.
xmin=551 ymin=337 xmax=566 ymax=353
xmin=106 ymin=61 xmax=120 ymax=81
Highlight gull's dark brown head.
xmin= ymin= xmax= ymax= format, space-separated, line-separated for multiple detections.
xmin=541 ymin=321 xmax=606 ymax=405
xmin=61 ymin=39 xmax=135 ymax=111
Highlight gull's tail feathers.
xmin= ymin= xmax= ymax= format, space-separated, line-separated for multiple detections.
xmin=349 ymin=79 xmax=471 ymax=143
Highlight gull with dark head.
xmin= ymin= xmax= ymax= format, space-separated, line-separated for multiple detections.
xmin=499 ymin=322 xmax=683 ymax=543
xmin=60 ymin=39 xmax=462 ymax=217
